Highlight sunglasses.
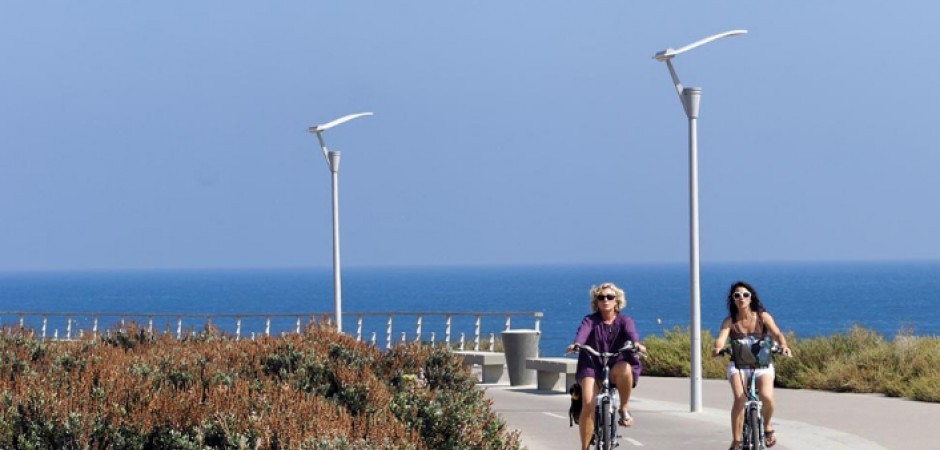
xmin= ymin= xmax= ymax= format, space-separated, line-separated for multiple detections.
xmin=595 ymin=294 xmax=617 ymax=302
xmin=732 ymin=292 xmax=752 ymax=299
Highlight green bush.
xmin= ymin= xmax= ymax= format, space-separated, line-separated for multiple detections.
xmin=641 ymin=325 xmax=940 ymax=403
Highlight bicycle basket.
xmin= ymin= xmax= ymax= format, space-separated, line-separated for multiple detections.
xmin=730 ymin=337 xmax=773 ymax=368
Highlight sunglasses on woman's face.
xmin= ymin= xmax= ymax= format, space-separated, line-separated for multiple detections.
xmin=733 ymin=292 xmax=752 ymax=299
xmin=595 ymin=294 xmax=617 ymax=301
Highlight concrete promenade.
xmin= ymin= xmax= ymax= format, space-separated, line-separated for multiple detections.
xmin=484 ymin=376 xmax=938 ymax=450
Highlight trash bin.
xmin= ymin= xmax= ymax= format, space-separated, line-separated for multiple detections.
xmin=501 ymin=329 xmax=540 ymax=386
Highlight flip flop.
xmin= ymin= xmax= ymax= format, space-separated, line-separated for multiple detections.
xmin=617 ymin=409 xmax=634 ymax=427
xmin=765 ymin=429 xmax=777 ymax=447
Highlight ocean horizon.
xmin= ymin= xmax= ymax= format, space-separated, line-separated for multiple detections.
xmin=2 ymin=260 xmax=938 ymax=356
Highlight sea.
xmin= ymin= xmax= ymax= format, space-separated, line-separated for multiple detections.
xmin=1 ymin=261 xmax=938 ymax=357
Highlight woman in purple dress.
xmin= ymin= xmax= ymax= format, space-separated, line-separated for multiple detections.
xmin=565 ymin=282 xmax=646 ymax=450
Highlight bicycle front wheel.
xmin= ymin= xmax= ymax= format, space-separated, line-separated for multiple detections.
xmin=748 ymin=407 xmax=763 ymax=450
xmin=598 ymin=398 xmax=613 ymax=450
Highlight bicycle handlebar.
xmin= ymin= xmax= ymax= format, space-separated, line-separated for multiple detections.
xmin=717 ymin=343 xmax=786 ymax=357
xmin=573 ymin=341 xmax=638 ymax=358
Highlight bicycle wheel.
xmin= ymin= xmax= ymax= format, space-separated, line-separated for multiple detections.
xmin=741 ymin=410 xmax=751 ymax=450
xmin=748 ymin=406 xmax=763 ymax=450
xmin=608 ymin=409 xmax=618 ymax=449
xmin=594 ymin=401 xmax=604 ymax=450
xmin=600 ymin=398 xmax=612 ymax=450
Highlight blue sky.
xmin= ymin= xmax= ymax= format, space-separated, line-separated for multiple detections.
xmin=1 ymin=1 xmax=938 ymax=271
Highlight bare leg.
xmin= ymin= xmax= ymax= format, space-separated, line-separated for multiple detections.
xmin=579 ymin=377 xmax=597 ymax=450
xmin=758 ymin=373 xmax=777 ymax=446
xmin=610 ymin=361 xmax=634 ymax=424
xmin=729 ymin=372 xmax=746 ymax=448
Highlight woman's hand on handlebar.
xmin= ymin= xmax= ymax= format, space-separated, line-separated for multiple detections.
xmin=565 ymin=343 xmax=581 ymax=354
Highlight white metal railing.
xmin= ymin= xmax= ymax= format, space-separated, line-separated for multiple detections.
xmin=0 ymin=311 xmax=542 ymax=351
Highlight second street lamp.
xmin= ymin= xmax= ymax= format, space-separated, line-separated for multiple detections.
xmin=653 ymin=30 xmax=746 ymax=413
xmin=308 ymin=112 xmax=373 ymax=333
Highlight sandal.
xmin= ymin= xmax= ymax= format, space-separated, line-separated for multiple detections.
xmin=765 ymin=429 xmax=777 ymax=447
xmin=728 ymin=441 xmax=741 ymax=450
xmin=617 ymin=409 xmax=634 ymax=427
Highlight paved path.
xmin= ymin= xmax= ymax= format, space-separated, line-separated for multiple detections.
xmin=484 ymin=377 xmax=938 ymax=450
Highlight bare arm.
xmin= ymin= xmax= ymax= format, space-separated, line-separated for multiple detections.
xmin=711 ymin=317 xmax=733 ymax=357
xmin=761 ymin=312 xmax=792 ymax=356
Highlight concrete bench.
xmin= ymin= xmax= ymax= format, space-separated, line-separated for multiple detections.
xmin=454 ymin=351 xmax=506 ymax=384
xmin=525 ymin=357 xmax=578 ymax=392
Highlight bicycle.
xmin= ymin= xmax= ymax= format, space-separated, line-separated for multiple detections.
xmin=718 ymin=340 xmax=784 ymax=450
xmin=572 ymin=342 xmax=639 ymax=450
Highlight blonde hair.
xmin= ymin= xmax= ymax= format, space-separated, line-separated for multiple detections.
xmin=589 ymin=282 xmax=626 ymax=313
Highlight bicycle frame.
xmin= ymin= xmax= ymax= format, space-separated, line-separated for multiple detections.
xmin=578 ymin=343 xmax=636 ymax=450
xmin=738 ymin=367 xmax=764 ymax=450
xmin=720 ymin=343 xmax=781 ymax=450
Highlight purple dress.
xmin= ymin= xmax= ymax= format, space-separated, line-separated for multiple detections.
xmin=573 ymin=313 xmax=642 ymax=386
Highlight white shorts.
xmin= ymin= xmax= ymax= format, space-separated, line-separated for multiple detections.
xmin=726 ymin=362 xmax=775 ymax=380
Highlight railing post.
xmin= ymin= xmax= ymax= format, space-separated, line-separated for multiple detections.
xmin=148 ymin=317 xmax=154 ymax=335
xmin=534 ymin=312 xmax=542 ymax=332
xmin=386 ymin=315 xmax=393 ymax=350
xmin=430 ymin=332 xmax=436 ymax=345
xmin=445 ymin=315 xmax=452 ymax=345
xmin=356 ymin=316 xmax=363 ymax=342
xmin=459 ymin=333 xmax=465 ymax=351
xmin=489 ymin=332 xmax=495 ymax=351
xmin=505 ymin=314 xmax=511 ymax=331
xmin=236 ymin=318 xmax=242 ymax=341
xmin=66 ymin=316 xmax=72 ymax=340
xmin=370 ymin=331 xmax=377 ymax=347
xmin=177 ymin=317 xmax=183 ymax=340
xmin=265 ymin=317 xmax=271 ymax=337
xmin=296 ymin=317 xmax=301 ymax=334
xmin=93 ymin=317 xmax=98 ymax=338
xmin=19 ymin=314 xmax=24 ymax=328
xmin=41 ymin=317 xmax=47 ymax=341
xmin=415 ymin=315 xmax=422 ymax=342
xmin=474 ymin=315 xmax=481 ymax=351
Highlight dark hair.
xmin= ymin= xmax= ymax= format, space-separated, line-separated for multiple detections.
xmin=726 ymin=281 xmax=766 ymax=319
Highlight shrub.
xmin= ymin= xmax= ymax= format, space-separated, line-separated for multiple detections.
xmin=0 ymin=324 xmax=522 ymax=450
xmin=641 ymin=325 xmax=940 ymax=403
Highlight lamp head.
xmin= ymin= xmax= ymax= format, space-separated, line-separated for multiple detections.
xmin=652 ymin=29 xmax=747 ymax=61
xmin=308 ymin=112 xmax=373 ymax=134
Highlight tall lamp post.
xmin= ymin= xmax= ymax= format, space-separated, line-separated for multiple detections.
xmin=308 ymin=112 xmax=373 ymax=333
xmin=653 ymin=30 xmax=746 ymax=412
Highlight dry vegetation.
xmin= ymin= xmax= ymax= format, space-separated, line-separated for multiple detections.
xmin=0 ymin=324 xmax=522 ymax=450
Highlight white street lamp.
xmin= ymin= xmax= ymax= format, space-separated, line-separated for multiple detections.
xmin=653 ymin=30 xmax=746 ymax=413
xmin=308 ymin=112 xmax=373 ymax=333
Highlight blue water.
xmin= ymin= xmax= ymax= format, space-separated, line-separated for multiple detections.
xmin=1 ymin=261 xmax=938 ymax=356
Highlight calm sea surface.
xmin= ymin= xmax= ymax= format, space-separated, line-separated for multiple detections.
xmin=1 ymin=261 xmax=938 ymax=356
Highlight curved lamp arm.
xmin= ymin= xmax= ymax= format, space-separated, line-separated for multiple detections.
xmin=308 ymin=112 xmax=374 ymax=168
xmin=653 ymin=29 xmax=747 ymax=102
